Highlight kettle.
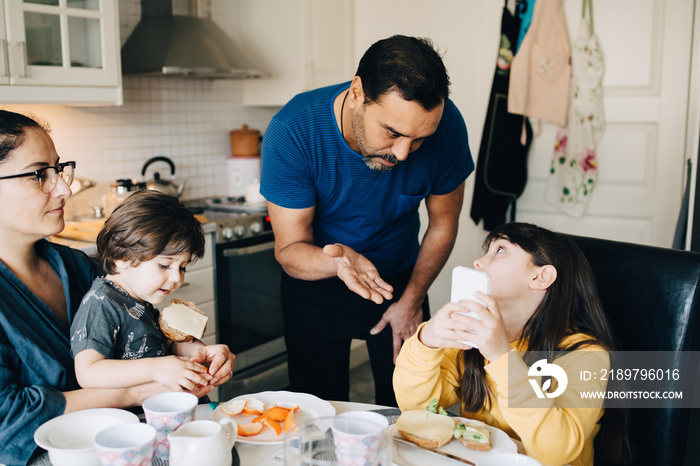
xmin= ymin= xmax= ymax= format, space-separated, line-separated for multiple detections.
xmin=167 ymin=419 xmax=236 ymax=466
xmin=141 ymin=156 xmax=186 ymax=198
xmin=104 ymin=178 xmax=146 ymax=215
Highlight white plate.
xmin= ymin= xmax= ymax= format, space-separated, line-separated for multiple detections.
xmin=211 ymin=390 xmax=336 ymax=445
xmin=388 ymin=417 xmax=518 ymax=465
xmin=34 ymin=408 xmax=139 ymax=451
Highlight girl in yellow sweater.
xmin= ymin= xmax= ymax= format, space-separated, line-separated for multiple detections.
xmin=393 ymin=223 xmax=629 ymax=466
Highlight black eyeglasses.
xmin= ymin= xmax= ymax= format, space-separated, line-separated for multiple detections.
xmin=0 ymin=161 xmax=75 ymax=194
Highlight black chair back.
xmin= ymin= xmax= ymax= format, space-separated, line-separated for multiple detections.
xmin=570 ymin=235 xmax=700 ymax=466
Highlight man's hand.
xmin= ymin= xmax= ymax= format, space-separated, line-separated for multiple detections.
xmin=323 ymin=244 xmax=394 ymax=304
xmin=370 ymin=299 xmax=424 ymax=362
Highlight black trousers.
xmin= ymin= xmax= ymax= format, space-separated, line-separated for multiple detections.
xmin=281 ymin=267 xmax=430 ymax=407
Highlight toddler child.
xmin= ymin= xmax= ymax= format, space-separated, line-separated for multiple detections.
xmin=70 ymin=190 xmax=233 ymax=395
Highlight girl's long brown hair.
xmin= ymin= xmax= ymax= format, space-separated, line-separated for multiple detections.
xmin=457 ymin=223 xmax=630 ymax=463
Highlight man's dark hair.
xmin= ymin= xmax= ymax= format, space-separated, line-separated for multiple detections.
xmin=355 ymin=35 xmax=450 ymax=110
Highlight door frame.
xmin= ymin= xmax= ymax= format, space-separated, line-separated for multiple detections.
xmin=684 ymin=0 xmax=700 ymax=250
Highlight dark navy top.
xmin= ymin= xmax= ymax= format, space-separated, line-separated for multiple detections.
xmin=0 ymin=240 xmax=101 ymax=465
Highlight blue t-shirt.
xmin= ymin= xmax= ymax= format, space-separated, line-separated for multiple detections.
xmin=261 ymin=82 xmax=473 ymax=276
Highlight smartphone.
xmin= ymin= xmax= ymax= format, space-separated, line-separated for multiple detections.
xmin=451 ymin=266 xmax=490 ymax=305
xmin=450 ymin=266 xmax=491 ymax=348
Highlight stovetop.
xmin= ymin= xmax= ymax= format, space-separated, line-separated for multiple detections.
xmin=183 ymin=197 xmax=272 ymax=243
xmin=182 ymin=196 xmax=266 ymax=215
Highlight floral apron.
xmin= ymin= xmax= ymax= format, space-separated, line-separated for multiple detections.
xmin=545 ymin=0 xmax=605 ymax=217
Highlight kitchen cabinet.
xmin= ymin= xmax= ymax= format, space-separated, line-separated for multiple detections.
xmin=238 ymin=0 xmax=354 ymax=107
xmin=0 ymin=0 xmax=122 ymax=105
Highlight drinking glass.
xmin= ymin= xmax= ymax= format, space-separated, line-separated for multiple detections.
xmin=283 ymin=415 xmax=392 ymax=466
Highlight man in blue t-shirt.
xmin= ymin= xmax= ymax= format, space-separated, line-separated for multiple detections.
xmin=261 ymin=35 xmax=474 ymax=406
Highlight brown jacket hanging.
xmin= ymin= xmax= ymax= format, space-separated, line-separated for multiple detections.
xmin=508 ymin=0 xmax=571 ymax=126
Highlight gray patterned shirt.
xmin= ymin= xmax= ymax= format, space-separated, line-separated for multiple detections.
xmin=70 ymin=277 xmax=169 ymax=359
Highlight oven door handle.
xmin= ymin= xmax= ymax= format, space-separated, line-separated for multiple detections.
xmin=222 ymin=241 xmax=275 ymax=257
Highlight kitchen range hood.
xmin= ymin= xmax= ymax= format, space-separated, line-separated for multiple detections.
xmin=121 ymin=0 xmax=265 ymax=79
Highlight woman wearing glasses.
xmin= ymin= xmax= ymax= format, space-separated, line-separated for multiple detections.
xmin=0 ymin=111 xmax=175 ymax=465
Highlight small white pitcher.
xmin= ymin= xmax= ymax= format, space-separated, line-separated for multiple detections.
xmin=167 ymin=419 xmax=237 ymax=466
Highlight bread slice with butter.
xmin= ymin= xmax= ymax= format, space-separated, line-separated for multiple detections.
xmin=454 ymin=419 xmax=492 ymax=451
xmin=159 ymin=298 xmax=208 ymax=342
xmin=395 ymin=410 xmax=456 ymax=449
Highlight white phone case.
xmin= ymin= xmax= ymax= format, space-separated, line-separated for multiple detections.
xmin=450 ymin=266 xmax=491 ymax=348
xmin=451 ymin=266 xmax=491 ymax=304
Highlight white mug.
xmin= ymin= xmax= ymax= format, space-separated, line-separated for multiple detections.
xmin=331 ymin=414 xmax=390 ymax=466
xmin=142 ymin=392 xmax=198 ymax=461
xmin=94 ymin=423 xmax=156 ymax=466
xmin=336 ymin=411 xmax=389 ymax=430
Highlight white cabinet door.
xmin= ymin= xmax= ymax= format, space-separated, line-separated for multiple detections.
xmin=0 ymin=2 xmax=9 ymax=85
xmin=0 ymin=0 xmax=122 ymax=105
xmin=239 ymin=0 xmax=353 ymax=107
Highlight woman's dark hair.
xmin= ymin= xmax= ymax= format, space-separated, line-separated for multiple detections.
xmin=355 ymin=35 xmax=450 ymax=110
xmin=0 ymin=110 xmax=50 ymax=164
xmin=97 ymin=190 xmax=205 ymax=274
xmin=457 ymin=222 xmax=631 ymax=463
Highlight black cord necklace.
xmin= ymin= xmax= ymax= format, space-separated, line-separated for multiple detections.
xmin=340 ymin=90 xmax=349 ymax=140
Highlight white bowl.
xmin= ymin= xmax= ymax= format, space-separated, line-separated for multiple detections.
xmin=34 ymin=408 xmax=139 ymax=466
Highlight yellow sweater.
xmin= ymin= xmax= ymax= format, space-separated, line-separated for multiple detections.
xmin=393 ymin=323 xmax=610 ymax=466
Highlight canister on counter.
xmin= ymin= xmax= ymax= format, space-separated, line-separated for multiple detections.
xmin=229 ymin=124 xmax=261 ymax=157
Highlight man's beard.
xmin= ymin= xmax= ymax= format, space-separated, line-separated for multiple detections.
xmin=352 ymin=109 xmax=399 ymax=172
xmin=362 ymin=153 xmax=399 ymax=172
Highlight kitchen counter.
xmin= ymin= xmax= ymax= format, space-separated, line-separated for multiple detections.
xmin=48 ymin=236 xmax=98 ymax=255
xmin=49 ymin=219 xmax=217 ymax=255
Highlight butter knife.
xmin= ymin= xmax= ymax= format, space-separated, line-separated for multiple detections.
xmin=392 ymin=437 xmax=476 ymax=465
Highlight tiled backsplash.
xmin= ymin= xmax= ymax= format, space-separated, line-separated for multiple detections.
xmin=4 ymin=0 xmax=279 ymax=218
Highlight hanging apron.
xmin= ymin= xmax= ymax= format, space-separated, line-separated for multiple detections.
xmin=544 ymin=0 xmax=605 ymax=217
xmin=508 ymin=0 xmax=571 ymax=127
xmin=470 ymin=0 xmax=533 ymax=231
xmin=515 ymin=0 xmax=536 ymax=53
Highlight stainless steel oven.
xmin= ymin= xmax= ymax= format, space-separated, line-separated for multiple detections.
xmin=185 ymin=198 xmax=288 ymax=401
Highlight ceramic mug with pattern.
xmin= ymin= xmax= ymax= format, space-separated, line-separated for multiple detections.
xmin=94 ymin=423 xmax=156 ymax=466
xmin=142 ymin=392 xmax=198 ymax=460
xmin=331 ymin=414 xmax=390 ymax=466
